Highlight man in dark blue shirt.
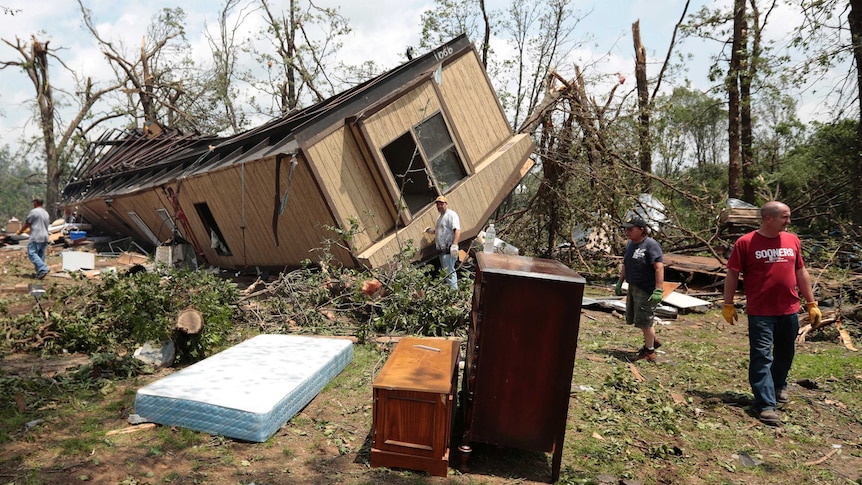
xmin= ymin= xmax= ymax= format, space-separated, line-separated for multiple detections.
xmin=615 ymin=215 xmax=664 ymax=361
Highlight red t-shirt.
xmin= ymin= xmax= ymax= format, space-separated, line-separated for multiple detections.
xmin=727 ymin=231 xmax=804 ymax=316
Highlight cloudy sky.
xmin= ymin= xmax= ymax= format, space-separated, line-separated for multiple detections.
xmin=0 ymin=0 xmax=844 ymax=156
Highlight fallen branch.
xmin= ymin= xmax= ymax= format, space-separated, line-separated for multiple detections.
xmin=106 ymin=423 xmax=157 ymax=436
xmin=796 ymin=314 xmax=839 ymax=343
xmin=628 ymin=363 xmax=646 ymax=382
xmin=803 ymin=448 xmax=839 ymax=466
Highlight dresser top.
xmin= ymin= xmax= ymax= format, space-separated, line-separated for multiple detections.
xmin=476 ymin=252 xmax=585 ymax=283
xmin=373 ymin=337 xmax=460 ymax=393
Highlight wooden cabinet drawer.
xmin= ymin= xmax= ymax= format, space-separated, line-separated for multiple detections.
xmin=371 ymin=337 xmax=459 ymax=477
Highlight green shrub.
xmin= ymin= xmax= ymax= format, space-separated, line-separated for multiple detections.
xmin=5 ymin=269 xmax=241 ymax=362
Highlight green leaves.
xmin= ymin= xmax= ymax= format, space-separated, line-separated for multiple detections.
xmin=3 ymin=268 xmax=240 ymax=362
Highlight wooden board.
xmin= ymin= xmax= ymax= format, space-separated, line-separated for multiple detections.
xmin=719 ymin=207 xmax=759 ymax=226
xmin=663 ymin=253 xmax=727 ymax=276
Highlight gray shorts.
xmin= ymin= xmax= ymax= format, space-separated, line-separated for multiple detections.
xmin=626 ymin=284 xmax=657 ymax=328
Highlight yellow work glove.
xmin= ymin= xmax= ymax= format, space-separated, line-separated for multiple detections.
xmin=648 ymin=288 xmax=663 ymax=304
xmin=15 ymin=229 xmax=22 ymax=235
xmin=614 ymin=280 xmax=623 ymax=296
xmin=806 ymin=301 xmax=823 ymax=329
xmin=722 ymin=304 xmax=738 ymax=325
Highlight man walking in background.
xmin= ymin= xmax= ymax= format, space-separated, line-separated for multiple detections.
xmin=723 ymin=200 xmax=821 ymax=427
xmin=17 ymin=196 xmax=51 ymax=279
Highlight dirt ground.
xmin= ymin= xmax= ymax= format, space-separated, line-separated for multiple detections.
xmin=2 ymin=241 xmax=862 ymax=485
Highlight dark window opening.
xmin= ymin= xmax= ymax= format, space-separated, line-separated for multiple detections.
xmin=194 ymin=202 xmax=232 ymax=256
xmin=382 ymin=133 xmax=437 ymax=214
xmin=381 ymin=112 xmax=466 ymax=216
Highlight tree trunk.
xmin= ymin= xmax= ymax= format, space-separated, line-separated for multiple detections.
xmin=31 ymin=39 xmax=58 ymax=216
xmin=726 ymin=0 xmax=744 ymax=200
xmin=739 ymin=11 xmax=754 ymax=203
xmin=633 ymin=21 xmax=652 ymax=190
xmin=849 ymin=0 xmax=862 ymax=223
xmin=479 ymin=0 xmax=490 ymax=67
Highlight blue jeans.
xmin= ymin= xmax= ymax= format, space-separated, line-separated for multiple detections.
xmin=439 ymin=253 xmax=457 ymax=289
xmin=28 ymin=241 xmax=50 ymax=276
xmin=748 ymin=313 xmax=799 ymax=412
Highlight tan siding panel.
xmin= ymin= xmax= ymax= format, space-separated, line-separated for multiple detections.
xmin=305 ymin=127 xmax=395 ymax=252
xmin=111 ymin=189 xmax=174 ymax=245
xmin=178 ymin=155 xmax=344 ymax=268
xmin=439 ymin=54 xmax=511 ymax=165
xmin=363 ymin=83 xmax=442 ymax=149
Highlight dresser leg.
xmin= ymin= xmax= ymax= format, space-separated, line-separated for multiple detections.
xmin=457 ymin=444 xmax=472 ymax=472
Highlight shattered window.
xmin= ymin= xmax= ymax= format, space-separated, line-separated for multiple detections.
xmin=381 ymin=112 xmax=466 ymax=216
xmin=416 ymin=113 xmax=466 ymax=192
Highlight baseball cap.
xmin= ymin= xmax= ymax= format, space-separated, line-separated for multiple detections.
xmin=434 ymin=195 xmax=448 ymax=203
xmin=621 ymin=215 xmax=648 ymax=228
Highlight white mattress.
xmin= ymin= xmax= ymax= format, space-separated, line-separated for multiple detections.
xmin=134 ymin=334 xmax=353 ymax=442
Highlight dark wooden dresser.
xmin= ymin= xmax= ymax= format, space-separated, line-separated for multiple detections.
xmin=371 ymin=337 xmax=460 ymax=476
xmin=461 ymin=252 xmax=585 ymax=482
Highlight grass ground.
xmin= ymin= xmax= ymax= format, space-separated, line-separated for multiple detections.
xmin=1 ymin=246 xmax=861 ymax=484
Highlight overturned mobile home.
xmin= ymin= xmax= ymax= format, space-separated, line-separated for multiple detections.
xmin=60 ymin=35 xmax=535 ymax=269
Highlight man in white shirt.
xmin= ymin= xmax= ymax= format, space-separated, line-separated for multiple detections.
xmin=17 ymin=196 xmax=52 ymax=279
xmin=425 ymin=195 xmax=461 ymax=289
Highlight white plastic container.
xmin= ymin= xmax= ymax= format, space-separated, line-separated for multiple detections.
xmin=483 ymin=224 xmax=496 ymax=253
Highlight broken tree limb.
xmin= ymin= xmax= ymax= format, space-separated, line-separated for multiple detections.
xmin=796 ymin=313 xmax=839 ymax=343
xmin=106 ymin=423 xmax=157 ymax=436
xmin=803 ymin=448 xmax=839 ymax=466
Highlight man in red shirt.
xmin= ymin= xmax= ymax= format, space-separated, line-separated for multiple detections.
xmin=723 ymin=201 xmax=821 ymax=426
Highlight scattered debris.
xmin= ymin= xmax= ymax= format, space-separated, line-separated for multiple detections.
xmin=25 ymin=419 xmax=44 ymax=429
xmin=734 ymin=450 xmax=762 ymax=467
xmin=797 ymin=378 xmax=819 ymax=390
xmin=719 ymin=198 xmax=760 ymax=230
xmin=133 ymin=340 xmax=176 ymax=368
xmin=803 ymin=447 xmax=840 ymax=466
xmin=127 ymin=414 xmax=149 ymax=424
xmin=628 ymin=363 xmax=646 ymax=381
xmin=105 ymin=423 xmax=157 ymax=436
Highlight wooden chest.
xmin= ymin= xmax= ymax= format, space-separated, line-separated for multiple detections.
xmin=461 ymin=253 xmax=585 ymax=482
xmin=371 ymin=337 xmax=460 ymax=477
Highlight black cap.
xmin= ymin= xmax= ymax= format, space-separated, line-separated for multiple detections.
xmin=621 ymin=215 xmax=648 ymax=228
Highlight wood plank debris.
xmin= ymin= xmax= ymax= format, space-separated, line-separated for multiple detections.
xmin=628 ymin=363 xmax=645 ymax=381
xmin=719 ymin=207 xmax=760 ymax=226
xmin=118 ymin=251 xmax=148 ymax=266
xmin=662 ymin=254 xmax=727 ymax=277
xmin=105 ymin=423 xmax=157 ymax=436
xmin=662 ymin=292 xmax=712 ymax=312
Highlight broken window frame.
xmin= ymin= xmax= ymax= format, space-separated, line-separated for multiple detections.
xmin=193 ymin=202 xmax=232 ymax=256
xmin=380 ymin=111 xmax=466 ymax=216
xmin=156 ymin=208 xmax=176 ymax=236
xmin=127 ymin=211 xmax=160 ymax=246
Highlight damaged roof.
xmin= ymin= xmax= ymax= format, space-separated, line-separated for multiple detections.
xmin=62 ymin=35 xmax=475 ymax=205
